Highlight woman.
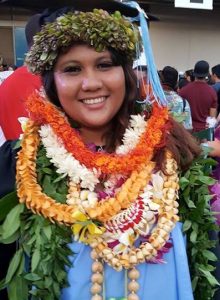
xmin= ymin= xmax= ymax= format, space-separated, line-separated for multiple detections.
xmin=0 ymin=5 xmax=216 ymax=300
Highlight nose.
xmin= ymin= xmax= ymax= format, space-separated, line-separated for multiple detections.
xmin=81 ymin=75 xmax=103 ymax=91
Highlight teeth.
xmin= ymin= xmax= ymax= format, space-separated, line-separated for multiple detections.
xmin=82 ymin=97 xmax=106 ymax=104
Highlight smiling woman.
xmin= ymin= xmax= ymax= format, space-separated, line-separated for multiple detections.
xmin=53 ymin=45 xmax=126 ymax=142
xmin=0 ymin=2 xmax=218 ymax=300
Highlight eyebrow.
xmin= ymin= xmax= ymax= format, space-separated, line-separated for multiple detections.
xmin=58 ymin=53 xmax=112 ymax=65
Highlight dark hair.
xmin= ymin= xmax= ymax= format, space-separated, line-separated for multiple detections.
xmin=185 ymin=69 xmax=195 ymax=82
xmin=154 ymin=118 xmax=201 ymax=172
xmin=42 ymin=45 xmax=138 ymax=152
xmin=212 ymin=64 xmax=220 ymax=79
xmin=161 ymin=66 xmax=178 ymax=91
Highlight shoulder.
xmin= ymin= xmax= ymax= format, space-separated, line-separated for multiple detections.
xmin=179 ymin=82 xmax=193 ymax=95
xmin=212 ymin=82 xmax=220 ymax=92
xmin=0 ymin=66 xmax=41 ymax=87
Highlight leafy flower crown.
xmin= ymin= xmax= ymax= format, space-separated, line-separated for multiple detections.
xmin=25 ymin=9 xmax=142 ymax=75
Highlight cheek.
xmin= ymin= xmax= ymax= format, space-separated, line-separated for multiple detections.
xmin=111 ymin=70 xmax=126 ymax=97
xmin=54 ymin=74 xmax=78 ymax=102
xmin=54 ymin=74 xmax=69 ymax=90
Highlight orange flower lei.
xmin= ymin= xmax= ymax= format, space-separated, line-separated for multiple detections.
xmin=16 ymin=121 xmax=156 ymax=224
xmin=25 ymin=92 xmax=169 ymax=175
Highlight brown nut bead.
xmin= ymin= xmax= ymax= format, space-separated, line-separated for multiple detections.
xmin=128 ymin=268 xmax=140 ymax=280
xmin=128 ymin=293 xmax=139 ymax=300
xmin=128 ymin=281 xmax=140 ymax=292
xmin=91 ymin=273 xmax=104 ymax=284
xmin=90 ymin=283 xmax=102 ymax=294
xmin=91 ymin=295 xmax=102 ymax=300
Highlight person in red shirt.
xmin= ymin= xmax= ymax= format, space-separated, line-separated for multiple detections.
xmin=0 ymin=14 xmax=42 ymax=140
xmin=179 ymin=60 xmax=217 ymax=132
xmin=0 ymin=66 xmax=41 ymax=139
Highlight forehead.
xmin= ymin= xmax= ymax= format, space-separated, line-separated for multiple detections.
xmin=56 ymin=44 xmax=112 ymax=63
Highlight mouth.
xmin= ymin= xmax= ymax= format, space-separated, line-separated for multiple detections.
xmin=81 ymin=96 xmax=107 ymax=105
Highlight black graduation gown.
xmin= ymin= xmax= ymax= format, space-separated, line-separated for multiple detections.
xmin=0 ymin=141 xmax=18 ymax=299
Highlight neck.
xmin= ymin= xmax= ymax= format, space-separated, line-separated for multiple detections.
xmin=79 ymin=126 xmax=110 ymax=146
xmin=195 ymin=78 xmax=206 ymax=82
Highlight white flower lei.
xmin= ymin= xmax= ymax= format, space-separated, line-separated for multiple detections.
xmin=39 ymin=114 xmax=147 ymax=191
xmin=39 ymin=125 xmax=100 ymax=191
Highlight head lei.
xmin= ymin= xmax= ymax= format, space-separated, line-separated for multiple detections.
xmin=25 ymin=9 xmax=142 ymax=75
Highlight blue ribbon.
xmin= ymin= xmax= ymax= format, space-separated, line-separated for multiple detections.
xmin=123 ymin=1 xmax=168 ymax=107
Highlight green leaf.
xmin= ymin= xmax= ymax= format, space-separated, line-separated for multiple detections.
xmin=199 ymin=268 xmax=220 ymax=286
xmin=182 ymin=220 xmax=192 ymax=232
xmin=197 ymin=175 xmax=216 ymax=185
xmin=31 ymin=248 xmax=41 ymax=272
xmin=192 ymin=276 xmax=199 ymax=291
xmin=42 ymin=167 xmax=53 ymax=175
xmin=204 ymin=194 xmax=214 ymax=203
xmin=5 ymin=249 xmax=23 ymax=284
xmin=24 ymin=273 xmax=42 ymax=281
xmin=187 ymin=200 xmax=196 ymax=208
xmin=202 ymin=250 xmax=217 ymax=262
xmin=43 ymin=225 xmax=52 ymax=240
xmin=7 ymin=276 xmax=28 ymax=300
xmin=0 ymin=278 xmax=6 ymax=290
xmin=190 ymin=230 xmax=197 ymax=243
xmin=198 ymin=264 xmax=215 ymax=272
xmin=179 ymin=177 xmax=189 ymax=189
xmin=0 ymin=230 xmax=20 ymax=244
xmin=0 ymin=191 xmax=18 ymax=222
xmin=1 ymin=204 xmax=24 ymax=240
xmin=13 ymin=139 xmax=21 ymax=150
xmin=40 ymin=52 xmax=48 ymax=61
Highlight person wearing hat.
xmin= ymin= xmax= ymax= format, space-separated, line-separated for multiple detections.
xmin=179 ymin=60 xmax=217 ymax=132
xmin=0 ymin=2 xmax=218 ymax=300
xmin=211 ymin=64 xmax=220 ymax=114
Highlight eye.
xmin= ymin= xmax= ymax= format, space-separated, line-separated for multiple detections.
xmin=97 ymin=61 xmax=114 ymax=70
xmin=63 ymin=65 xmax=81 ymax=73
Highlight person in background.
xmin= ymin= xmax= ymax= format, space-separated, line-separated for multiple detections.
xmin=178 ymin=69 xmax=194 ymax=90
xmin=0 ymin=14 xmax=42 ymax=140
xmin=7 ymin=64 xmax=18 ymax=71
xmin=161 ymin=66 xmax=192 ymax=130
xmin=211 ymin=64 xmax=220 ymax=114
xmin=179 ymin=60 xmax=217 ymax=132
xmin=185 ymin=69 xmax=195 ymax=83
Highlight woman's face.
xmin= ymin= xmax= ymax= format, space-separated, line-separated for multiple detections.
xmin=54 ymin=44 xmax=126 ymax=129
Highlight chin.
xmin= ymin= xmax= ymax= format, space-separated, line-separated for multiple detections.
xmin=83 ymin=119 xmax=111 ymax=129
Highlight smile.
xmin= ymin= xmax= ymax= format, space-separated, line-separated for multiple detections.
xmin=82 ymin=97 xmax=106 ymax=105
